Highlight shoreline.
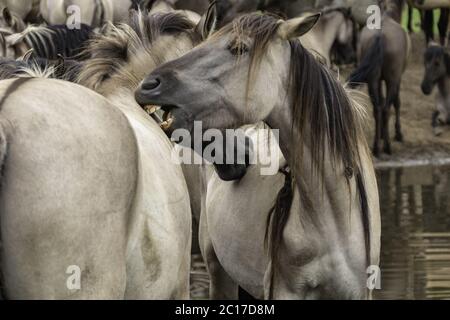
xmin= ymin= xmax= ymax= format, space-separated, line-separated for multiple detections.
xmin=374 ymin=155 xmax=450 ymax=169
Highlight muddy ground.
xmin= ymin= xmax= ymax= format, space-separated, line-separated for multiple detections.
xmin=343 ymin=32 xmax=450 ymax=166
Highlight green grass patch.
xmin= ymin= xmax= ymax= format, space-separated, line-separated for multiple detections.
xmin=402 ymin=7 xmax=441 ymax=34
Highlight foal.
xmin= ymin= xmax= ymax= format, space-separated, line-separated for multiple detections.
xmin=421 ymin=44 xmax=450 ymax=135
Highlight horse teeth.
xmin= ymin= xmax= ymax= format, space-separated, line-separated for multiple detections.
xmin=145 ymin=105 xmax=159 ymax=115
xmin=160 ymin=118 xmax=174 ymax=131
xmin=163 ymin=110 xmax=172 ymax=121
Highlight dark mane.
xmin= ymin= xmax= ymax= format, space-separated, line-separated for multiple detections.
xmin=26 ymin=24 xmax=93 ymax=60
xmin=130 ymin=9 xmax=197 ymax=40
xmin=77 ymin=10 xmax=198 ymax=90
xmin=289 ymin=40 xmax=364 ymax=174
xmin=225 ymin=13 xmax=364 ymax=179
xmin=0 ymin=57 xmax=80 ymax=81
xmin=226 ymin=13 xmax=370 ymax=288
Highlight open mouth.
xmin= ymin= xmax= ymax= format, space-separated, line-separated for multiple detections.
xmin=142 ymin=105 xmax=177 ymax=132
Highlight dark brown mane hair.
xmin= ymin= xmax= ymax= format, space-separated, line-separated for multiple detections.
xmin=77 ymin=10 xmax=199 ymax=90
xmin=224 ymin=13 xmax=370 ymax=292
xmin=223 ymin=12 xmax=365 ymax=181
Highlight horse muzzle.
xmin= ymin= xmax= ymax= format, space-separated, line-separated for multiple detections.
xmin=421 ymin=82 xmax=433 ymax=95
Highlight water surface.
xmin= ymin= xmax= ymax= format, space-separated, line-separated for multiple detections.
xmin=190 ymin=165 xmax=450 ymax=300
xmin=374 ymin=165 xmax=450 ymax=300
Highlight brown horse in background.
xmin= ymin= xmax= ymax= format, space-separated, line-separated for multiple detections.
xmin=349 ymin=0 xmax=410 ymax=156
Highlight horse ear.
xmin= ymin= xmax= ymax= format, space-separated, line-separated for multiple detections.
xmin=196 ymin=1 xmax=219 ymax=40
xmin=277 ymin=13 xmax=321 ymax=40
xmin=2 ymin=7 xmax=13 ymax=26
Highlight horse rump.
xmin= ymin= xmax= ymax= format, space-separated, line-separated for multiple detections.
xmin=348 ymin=33 xmax=384 ymax=88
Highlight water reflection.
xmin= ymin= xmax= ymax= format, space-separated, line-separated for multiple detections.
xmin=374 ymin=165 xmax=450 ymax=300
xmin=190 ymin=165 xmax=450 ymax=300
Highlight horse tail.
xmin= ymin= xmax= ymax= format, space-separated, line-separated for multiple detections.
xmin=348 ymin=33 xmax=384 ymax=88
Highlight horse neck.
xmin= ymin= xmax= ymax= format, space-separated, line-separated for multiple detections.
xmin=266 ymin=99 xmax=359 ymax=220
xmin=310 ymin=12 xmax=345 ymax=59
xmin=265 ymin=103 xmax=370 ymax=291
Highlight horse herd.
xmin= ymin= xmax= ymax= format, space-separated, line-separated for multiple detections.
xmin=0 ymin=0 xmax=445 ymax=300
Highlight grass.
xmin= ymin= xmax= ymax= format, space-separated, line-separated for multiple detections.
xmin=402 ymin=7 xmax=441 ymax=34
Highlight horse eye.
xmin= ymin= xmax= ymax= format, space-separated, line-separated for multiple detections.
xmin=228 ymin=43 xmax=249 ymax=56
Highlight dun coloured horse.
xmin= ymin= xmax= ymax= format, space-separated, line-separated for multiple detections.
xmin=136 ymin=12 xmax=381 ymax=299
xmin=421 ymin=44 xmax=450 ymax=135
xmin=0 ymin=9 xmax=216 ymax=299
xmin=39 ymin=0 xmax=134 ymax=27
xmin=349 ymin=0 xmax=410 ymax=156
xmin=0 ymin=76 xmax=138 ymax=299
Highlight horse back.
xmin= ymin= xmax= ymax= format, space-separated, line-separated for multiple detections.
xmin=0 ymin=78 xmax=138 ymax=299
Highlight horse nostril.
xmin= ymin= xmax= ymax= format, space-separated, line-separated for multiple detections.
xmin=142 ymin=78 xmax=161 ymax=91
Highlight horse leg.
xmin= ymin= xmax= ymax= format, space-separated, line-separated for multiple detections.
xmin=393 ymin=88 xmax=403 ymax=142
xmin=432 ymin=110 xmax=440 ymax=128
xmin=382 ymin=108 xmax=391 ymax=155
xmin=407 ymin=5 xmax=413 ymax=33
xmin=199 ymin=209 xmax=239 ymax=300
xmin=423 ymin=10 xmax=434 ymax=44
xmin=432 ymin=110 xmax=442 ymax=135
xmin=438 ymin=9 xmax=449 ymax=45
xmin=369 ymin=80 xmax=382 ymax=157
xmin=382 ymin=83 xmax=399 ymax=155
